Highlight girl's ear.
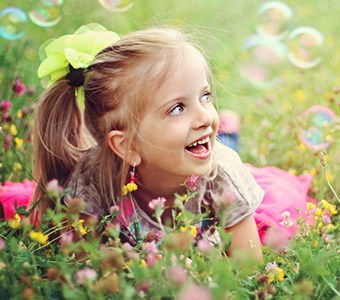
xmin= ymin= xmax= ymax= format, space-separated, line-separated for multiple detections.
xmin=106 ymin=130 xmax=142 ymax=166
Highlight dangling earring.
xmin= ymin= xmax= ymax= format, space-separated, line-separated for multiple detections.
xmin=121 ymin=162 xmax=138 ymax=196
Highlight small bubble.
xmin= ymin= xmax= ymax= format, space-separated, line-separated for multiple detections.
xmin=29 ymin=0 xmax=63 ymax=27
xmin=287 ymin=26 xmax=324 ymax=69
xmin=256 ymin=1 xmax=292 ymax=41
xmin=299 ymin=105 xmax=335 ymax=150
xmin=98 ymin=0 xmax=134 ymax=12
xmin=0 ymin=7 xmax=27 ymax=40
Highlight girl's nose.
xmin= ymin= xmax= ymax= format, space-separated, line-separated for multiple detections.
xmin=191 ymin=102 xmax=214 ymax=130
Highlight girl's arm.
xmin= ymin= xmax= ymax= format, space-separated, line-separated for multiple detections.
xmin=225 ymin=214 xmax=263 ymax=262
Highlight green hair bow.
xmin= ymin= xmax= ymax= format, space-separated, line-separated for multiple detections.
xmin=38 ymin=23 xmax=120 ymax=109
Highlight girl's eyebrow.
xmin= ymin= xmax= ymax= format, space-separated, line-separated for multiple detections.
xmin=155 ymin=84 xmax=211 ymax=112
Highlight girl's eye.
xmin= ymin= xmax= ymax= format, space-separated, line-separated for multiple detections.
xmin=201 ymin=92 xmax=211 ymax=104
xmin=169 ymin=104 xmax=184 ymax=116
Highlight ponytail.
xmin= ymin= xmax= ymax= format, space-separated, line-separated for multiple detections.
xmin=31 ymin=79 xmax=91 ymax=219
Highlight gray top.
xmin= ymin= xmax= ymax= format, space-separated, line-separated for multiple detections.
xmin=65 ymin=141 xmax=264 ymax=231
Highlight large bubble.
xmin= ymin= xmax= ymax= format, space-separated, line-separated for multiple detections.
xmin=287 ymin=26 xmax=323 ymax=69
xmin=256 ymin=1 xmax=292 ymax=41
xmin=0 ymin=7 xmax=27 ymax=40
xmin=299 ymin=105 xmax=336 ymax=150
xmin=239 ymin=35 xmax=288 ymax=89
xmin=29 ymin=0 xmax=63 ymax=27
xmin=98 ymin=0 xmax=134 ymax=12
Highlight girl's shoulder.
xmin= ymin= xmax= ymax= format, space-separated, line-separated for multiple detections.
xmin=202 ymin=141 xmax=264 ymax=227
xmin=64 ymin=151 xmax=106 ymax=216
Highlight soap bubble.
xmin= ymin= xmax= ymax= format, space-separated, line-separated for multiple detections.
xmin=299 ymin=105 xmax=336 ymax=150
xmin=287 ymin=26 xmax=323 ymax=69
xmin=239 ymin=35 xmax=287 ymax=89
xmin=29 ymin=0 xmax=63 ymax=27
xmin=98 ymin=0 xmax=134 ymax=12
xmin=256 ymin=1 xmax=292 ymax=41
xmin=0 ymin=7 xmax=27 ymax=40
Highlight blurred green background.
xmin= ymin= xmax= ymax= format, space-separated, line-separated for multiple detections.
xmin=0 ymin=0 xmax=339 ymax=196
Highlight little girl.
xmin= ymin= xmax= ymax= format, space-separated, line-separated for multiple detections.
xmin=1 ymin=24 xmax=312 ymax=260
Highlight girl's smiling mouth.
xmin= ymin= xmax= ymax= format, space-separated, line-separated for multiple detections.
xmin=185 ymin=135 xmax=212 ymax=159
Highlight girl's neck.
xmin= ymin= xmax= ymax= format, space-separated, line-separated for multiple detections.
xmin=133 ymin=176 xmax=187 ymax=224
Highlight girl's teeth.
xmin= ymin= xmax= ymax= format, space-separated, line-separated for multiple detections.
xmin=188 ymin=137 xmax=209 ymax=147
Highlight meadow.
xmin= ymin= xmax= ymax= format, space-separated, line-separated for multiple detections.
xmin=0 ymin=0 xmax=339 ymax=299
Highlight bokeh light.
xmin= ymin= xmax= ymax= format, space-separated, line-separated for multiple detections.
xmin=29 ymin=0 xmax=63 ymax=27
xmin=256 ymin=1 xmax=292 ymax=41
xmin=239 ymin=34 xmax=287 ymax=89
xmin=98 ymin=0 xmax=134 ymax=12
xmin=287 ymin=26 xmax=324 ymax=69
xmin=299 ymin=105 xmax=335 ymax=150
xmin=0 ymin=7 xmax=27 ymax=40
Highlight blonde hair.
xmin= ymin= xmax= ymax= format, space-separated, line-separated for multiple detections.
xmin=32 ymin=26 xmax=212 ymax=219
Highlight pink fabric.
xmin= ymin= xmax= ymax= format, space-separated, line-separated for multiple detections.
xmin=0 ymin=179 xmax=35 ymax=220
xmin=246 ymin=164 xmax=313 ymax=243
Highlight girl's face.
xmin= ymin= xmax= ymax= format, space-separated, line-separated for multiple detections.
xmin=135 ymin=49 xmax=220 ymax=185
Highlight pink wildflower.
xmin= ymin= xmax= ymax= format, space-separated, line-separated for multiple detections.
xmin=178 ymin=283 xmax=213 ymax=300
xmin=59 ymin=231 xmax=74 ymax=249
xmin=46 ymin=179 xmax=61 ymax=198
xmin=184 ymin=175 xmax=199 ymax=192
xmin=148 ymin=197 xmax=166 ymax=211
xmin=142 ymin=241 xmax=159 ymax=254
xmin=3 ymin=135 xmax=12 ymax=150
xmin=0 ymin=238 xmax=5 ymax=251
xmin=145 ymin=253 xmax=158 ymax=267
xmin=26 ymin=85 xmax=36 ymax=96
xmin=263 ymin=228 xmax=290 ymax=251
xmin=12 ymin=79 xmax=26 ymax=96
xmin=110 ymin=205 xmax=120 ymax=214
xmin=1 ymin=100 xmax=11 ymax=113
xmin=166 ymin=265 xmax=188 ymax=286
xmin=321 ymin=214 xmax=331 ymax=225
xmin=76 ymin=268 xmax=97 ymax=285
xmin=197 ymin=238 xmax=213 ymax=254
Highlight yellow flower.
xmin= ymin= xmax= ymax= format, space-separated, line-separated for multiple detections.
xmin=180 ymin=194 xmax=188 ymax=202
xmin=190 ymin=226 xmax=197 ymax=238
xmin=299 ymin=143 xmax=307 ymax=151
xmin=8 ymin=213 xmax=21 ymax=229
xmin=13 ymin=163 xmax=22 ymax=170
xmin=314 ymin=208 xmax=324 ymax=217
xmin=121 ymin=182 xmax=138 ymax=196
xmin=179 ymin=226 xmax=187 ymax=233
xmin=17 ymin=110 xmax=22 ymax=119
xmin=29 ymin=230 xmax=49 ymax=244
xmin=126 ymin=182 xmax=137 ymax=192
xmin=310 ymin=168 xmax=318 ymax=177
xmin=72 ymin=219 xmax=87 ymax=235
xmin=294 ymin=89 xmax=306 ymax=101
xmin=268 ymin=267 xmax=285 ymax=283
xmin=121 ymin=185 xmax=128 ymax=196
xmin=140 ymin=259 xmax=147 ymax=267
xmin=9 ymin=124 xmax=17 ymax=136
xmin=14 ymin=137 xmax=23 ymax=150
xmin=307 ymin=202 xmax=316 ymax=210
xmin=321 ymin=200 xmax=337 ymax=215
xmin=276 ymin=267 xmax=285 ymax=282
xmin=312 ymin=240 xmax=318 ymax=248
